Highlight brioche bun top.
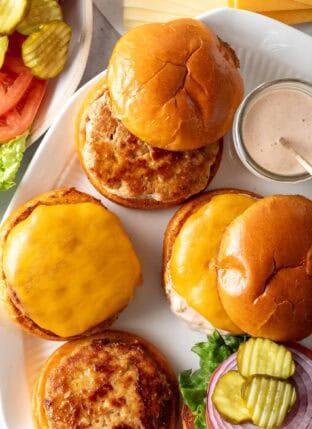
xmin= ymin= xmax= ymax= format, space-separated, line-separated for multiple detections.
xmin=107 ymin=18 xmax=244 ymax=151
xmin=217 ymin=195 xmax=312 ymax=341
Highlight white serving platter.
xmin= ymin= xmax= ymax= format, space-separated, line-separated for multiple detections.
xmin=28 ymin=0 xmax=93 ymax=146
xmin=1 ymin=7 xmax=312 ymax=429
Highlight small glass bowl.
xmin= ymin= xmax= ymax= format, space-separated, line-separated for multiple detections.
xmin=232 ymin=79 xmax=312 ymax=183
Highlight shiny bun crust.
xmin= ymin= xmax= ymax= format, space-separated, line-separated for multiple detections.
xmin=217 ymin=195 xmax=312 ymax=341
xmin=0 ymin=188 xmax=119 ymax=341
xmin=32 ymin=330 xmax=179 ymax=429
xmin=163 ymin=188 xmax=261 ymax=296
xmin=107 ymin=18 xmax=244 ymax=151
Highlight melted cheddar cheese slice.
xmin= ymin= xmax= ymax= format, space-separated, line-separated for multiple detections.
xmin=234 ymin=0 xmax=312 ymax=12
xmin=3 ymin=203 xmax=141 ymax=337
xmin=168 ymin=193 xmax=256 ymax=333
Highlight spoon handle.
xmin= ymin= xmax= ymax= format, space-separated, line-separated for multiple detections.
xmin=278 ymin=137 xmax=312 ymax=176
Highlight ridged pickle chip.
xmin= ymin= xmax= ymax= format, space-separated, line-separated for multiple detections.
xmin=22 ymin=21 xmax=71 ymax=79
xmin=237 ymin=338 xmax=295 ymax=379
xmin=212 ymin=371 xmax=251 ymax=424
xmin=0 ymin=35 xmax=8 ymax=67
xmin=17 ymin=0 xmax=63 ymax=35
xmin=0 ymin=0 xmax=30 ymax=34
xmin=242 ymin=375 xmax=297 ymax=429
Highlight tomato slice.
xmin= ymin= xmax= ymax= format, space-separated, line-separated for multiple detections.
xmin=8 ymin=32 xmax=26 ymax=56
xmin=0 ymin=55 xmax=33 ymax=116
xmin=3 ymin=54 xmax=29 ymax=74
xmin=0 ymin=78 xmax=47 ymax=143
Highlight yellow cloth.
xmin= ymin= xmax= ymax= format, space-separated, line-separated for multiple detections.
xmin=124 ymin=0 xmax=312 ymax=28
xmin=263 ymin=9 xmax=312 ymax=23
xmin=235 ymin=0 xmax=312 ymax=12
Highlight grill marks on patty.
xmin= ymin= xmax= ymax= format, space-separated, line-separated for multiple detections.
xmin=81 ymin=88 xmax=219 ymax=203
xmin=42 ymin=339 xmax=175 ymax=428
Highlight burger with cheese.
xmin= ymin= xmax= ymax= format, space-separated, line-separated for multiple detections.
xmin=163 ymin=190 xmax=312 ymax=342
xmin=0 ymin=188 xmax=141 ymax=340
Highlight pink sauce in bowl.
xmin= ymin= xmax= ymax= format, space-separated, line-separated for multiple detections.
xmin=233 ymin=79 xmax=312 ymax=182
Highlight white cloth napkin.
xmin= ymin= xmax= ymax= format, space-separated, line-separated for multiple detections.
xmin=93 ymin=0 xmax=125 ymax=34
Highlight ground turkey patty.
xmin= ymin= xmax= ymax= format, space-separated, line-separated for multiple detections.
xmin=41 ymin=339 xmax=175 ymax=428
xmin=80 ymin=88 xmax=220 ymax=203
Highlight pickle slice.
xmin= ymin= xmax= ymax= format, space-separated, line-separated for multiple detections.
xmin=0 ymin=0 xmax=30 ymax=34
xmin=237 ymin=338 xmax=295 ymax=379
xmin=212 ymin=370 xmax=251 ymax=424
xmin=0 ymin=35 xmax=8 ymax=67
xmin=17 ymin=0 xmax=63 ymax=36
xmin=242 ymin=375 xmax=297 ymax=429
xmin=22 ymin=21 xmax=71 ymax=79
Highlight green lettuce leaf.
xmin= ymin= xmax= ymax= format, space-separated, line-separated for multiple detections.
xmin=179 ymin=331 xmax=249 ymax=429
xmin=0 ymin=131 xmax=29 ymax=191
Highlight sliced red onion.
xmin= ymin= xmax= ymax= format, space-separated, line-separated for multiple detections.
xmin=206 ymin=347 xmax=312 ymax=429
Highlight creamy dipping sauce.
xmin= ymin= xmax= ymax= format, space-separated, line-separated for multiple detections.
xmin=165 ymin=279 xmax=230 ymax=336
xmin=242 ymin=87 xmax=312 ymax=176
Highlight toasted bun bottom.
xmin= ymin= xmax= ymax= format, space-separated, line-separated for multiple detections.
xmin=32 ymin=330 xmax=179 ymax=429
xmin=0 ymin=188 xmax=120 ymax=341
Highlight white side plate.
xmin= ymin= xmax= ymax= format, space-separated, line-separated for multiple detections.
xmin=1 ymin=8 xmax=312 ymax=429
xmin=28 ymin=0 xmax=93 ymax=146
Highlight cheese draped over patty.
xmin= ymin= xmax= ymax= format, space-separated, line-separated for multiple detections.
xmin=3 ymin=203 xmax=141 ymax=337
xmin=168 ymin=193 xmax=256 ymax=333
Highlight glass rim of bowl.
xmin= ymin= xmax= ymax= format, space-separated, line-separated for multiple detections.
xmin=233 ymin=78 xmax=312 ymax=183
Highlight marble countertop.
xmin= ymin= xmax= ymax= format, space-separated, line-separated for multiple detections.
xmin=0 ymin=4 xmax=311 ymax=219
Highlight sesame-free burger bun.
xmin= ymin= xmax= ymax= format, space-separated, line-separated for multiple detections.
xmin=217 ymin=195 xmax=312 ymax=341
xmin=107 ymin=18 xmax=244 ymax=151
xmin=76 ymin=80 xmax=222 ymax=209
